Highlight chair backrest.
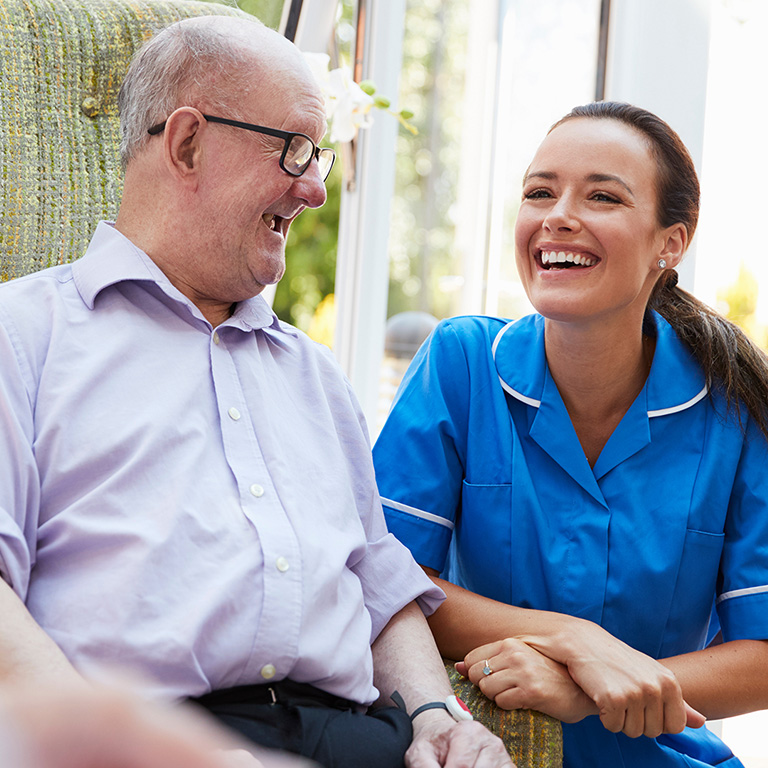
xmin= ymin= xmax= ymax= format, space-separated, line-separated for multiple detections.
xmin=0 ymin=0 xmax=250 ymax=280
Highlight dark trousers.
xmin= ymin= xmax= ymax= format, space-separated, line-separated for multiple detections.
xmin=189 ymin=682 xmax=412 ymax=768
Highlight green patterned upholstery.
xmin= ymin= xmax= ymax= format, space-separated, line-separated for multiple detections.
xmin=0 ymin=0 xmax=248 ymax=280
xmin=446 ymin=662 xmax=563 ymax=768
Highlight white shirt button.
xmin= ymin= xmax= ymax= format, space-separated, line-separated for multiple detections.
xmin=228 ymin=407 xmax=241 ymax=421
xmin=213 ymin=332 xmax=220 ymax=345
xmin=261 ymin=664 xmax=276 ymax=680
xmin=276 ymin=557 xmax=290 ymax=572
xmin=250 ymin=484 xmax=265 ymax=498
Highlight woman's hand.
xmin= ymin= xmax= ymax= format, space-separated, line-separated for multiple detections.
xmin=459 ymin=638 xmax=597 ymax=724
xmin=507 ymin=620 xmax=704 ymax=738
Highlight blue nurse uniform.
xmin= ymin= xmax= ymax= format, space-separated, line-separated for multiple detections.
xmin=373 ymin=311 xmax=768 ymax=768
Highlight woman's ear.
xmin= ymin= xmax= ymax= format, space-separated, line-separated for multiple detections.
xmin=161 ymin=107 xmax=206 ymax=186
xmin=659 ymin=223 xmax=688 ymax=270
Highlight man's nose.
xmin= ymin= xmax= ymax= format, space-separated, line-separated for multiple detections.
xmin=293 ymin=159 xmax=327 ymax=209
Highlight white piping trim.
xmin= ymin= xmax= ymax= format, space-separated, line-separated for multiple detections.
xmin=381 ymin=498 xmax=455 ymax=530
xmin=716 ymin=584 xmax=768 ymax=605
xmin=499 ymin=378 xmax=542 ymax=408
xmin=648 ymin=385 xmax=708 ymax=418
xmin=491 ymin=320 xmax=516 ymax=357
xmin=493 ymin=321 xmax=542 ymax=408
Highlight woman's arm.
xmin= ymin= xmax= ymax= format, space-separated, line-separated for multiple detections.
xmin=661 ymin=639 xmax=768 ymax=720
xmin=423 ymin=570 xmax=574 ymax=662
xmin=428 ymin=569 xmax=768 ymax=723
xmin=426 ymin=571 xmax=705 ymax=738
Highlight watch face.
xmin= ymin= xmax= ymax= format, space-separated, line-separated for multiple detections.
xmin=456 ymin=697 xmax=471 ymax=714
xmin=446 ymin=695 xmax=474 ymax=721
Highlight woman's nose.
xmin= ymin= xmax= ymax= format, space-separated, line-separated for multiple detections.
xmin=543 ymin=196 xmax=581 ymax=233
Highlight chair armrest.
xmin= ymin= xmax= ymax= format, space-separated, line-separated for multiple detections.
xmin=445 ymin=661 xmax=563 ymax=768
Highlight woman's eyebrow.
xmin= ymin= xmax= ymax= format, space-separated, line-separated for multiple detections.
xmin=523 ymin=170 xmax=556 ymax=184
xmin=586 ymin=173 xmax=634 ymax=196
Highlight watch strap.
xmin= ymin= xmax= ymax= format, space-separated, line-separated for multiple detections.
xmin=390 ymin=691 xmax=473 ymax=722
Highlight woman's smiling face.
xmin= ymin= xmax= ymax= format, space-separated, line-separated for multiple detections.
xmin=514 ymin=117 xmax=679 ymax=327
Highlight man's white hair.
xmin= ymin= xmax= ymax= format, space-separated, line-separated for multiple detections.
xmin=117 ymin=16 xmax=268 ymax=167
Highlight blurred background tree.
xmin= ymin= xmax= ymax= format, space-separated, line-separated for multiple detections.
xmin=717 ymin=262 xmax=768 ymax=350
xmin=203 ymin=0 xmax=282 ymax=28
xmin=387 ymin=0 xmax=468 ymax=320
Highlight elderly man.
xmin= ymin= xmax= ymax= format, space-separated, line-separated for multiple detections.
xmin=0 ymin=15 xmax=511 ymax=768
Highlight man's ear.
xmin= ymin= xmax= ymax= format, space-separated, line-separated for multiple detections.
xmin=658 ymin=222 xmax=688 ymax=270
xmin=161 ymin=107 xmax=206 ymax=185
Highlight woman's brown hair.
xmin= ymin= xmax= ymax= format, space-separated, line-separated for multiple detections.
xmin=553 ymin=101 xmax=768 ymax=439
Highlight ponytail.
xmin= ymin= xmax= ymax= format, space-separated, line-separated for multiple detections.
xmin=555 ymin=102 xmax=768 ymax=440
xmin=649 ymin=270 xmax=768 ymax=440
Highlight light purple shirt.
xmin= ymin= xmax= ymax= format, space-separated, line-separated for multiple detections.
xmin=0 ymin=222 xmax=443 ymax=704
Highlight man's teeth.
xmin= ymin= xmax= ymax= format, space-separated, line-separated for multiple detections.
xmin=263 ymin=214 xmax=279 ymax=231
xmin=540 ymin=250 xmax=596 ymax=267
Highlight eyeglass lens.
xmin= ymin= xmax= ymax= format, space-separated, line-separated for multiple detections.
xmin=285 ymin=136 xmax=334 ymax=181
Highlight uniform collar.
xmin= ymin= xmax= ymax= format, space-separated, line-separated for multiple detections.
xmin=493 ymin=312 xmax=708 ymax=502
xmin=492 ymin=311 xmax=707 ymax=417
xmin=72 ymin=221 xmax=284 ymax=334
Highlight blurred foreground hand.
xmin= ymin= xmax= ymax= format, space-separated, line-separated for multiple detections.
xmin=0 ymin=681 xmax=317 ymax=768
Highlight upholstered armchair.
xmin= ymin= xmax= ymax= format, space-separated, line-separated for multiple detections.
xmin=0 ymin=0 xmax=562 ymax=764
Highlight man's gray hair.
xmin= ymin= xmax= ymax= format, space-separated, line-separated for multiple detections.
xmin=118 ymin=17 xmax=264 ymax=167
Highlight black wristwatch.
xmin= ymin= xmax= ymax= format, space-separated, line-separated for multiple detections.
xmin=391 ymin=691 xmax=474 ymax=722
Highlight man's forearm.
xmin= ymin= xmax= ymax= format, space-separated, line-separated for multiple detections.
xmin=0 ymin=578 xmax=82 ymax=685
xmin=371 ymin=600 xmax=454 ymax=713
xmin=371 ymin=601 xmax=514 ymax=767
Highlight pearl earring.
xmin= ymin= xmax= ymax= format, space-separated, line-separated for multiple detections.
xmin=658 ymin=259 xmax=667 ymax=269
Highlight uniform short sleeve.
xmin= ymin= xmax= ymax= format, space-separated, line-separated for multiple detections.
xmin=716 ymin=415 xmax=768 ymax=641
xmin=373 ymin=320 xmax=473 ymax=572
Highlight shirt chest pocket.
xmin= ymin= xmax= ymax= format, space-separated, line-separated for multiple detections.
xmin=659 ymin=528 xmax=724 ymax=657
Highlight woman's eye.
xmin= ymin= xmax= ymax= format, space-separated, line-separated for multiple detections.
xmin=591 ymin=191 xmax=620 ymax=203
xmin=523 ymin=188 xmax=552 ymax=200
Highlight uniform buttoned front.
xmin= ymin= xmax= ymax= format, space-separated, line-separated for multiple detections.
xmin=374 ymin=313 xmax=768 ymax=767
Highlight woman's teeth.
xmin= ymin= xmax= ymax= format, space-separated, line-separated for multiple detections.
xmin=540 ymin=250 xmax=596 ymax=268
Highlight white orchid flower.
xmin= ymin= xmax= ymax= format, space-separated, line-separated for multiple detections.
xmin=303 ymin=53 xmax=374 ymax=143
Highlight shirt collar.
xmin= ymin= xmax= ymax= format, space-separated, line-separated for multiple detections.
xmin=72 ymin=221 xmax=285 ymax=334
xmin=493 ymin=311 xmax=707 ymax=416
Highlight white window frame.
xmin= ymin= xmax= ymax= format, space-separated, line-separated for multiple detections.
xmin=300 ymin=0 xmax=711 ymax=430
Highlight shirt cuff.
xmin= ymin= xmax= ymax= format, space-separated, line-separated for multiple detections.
xmin=354 ymin=532 xmax=445 ymax=642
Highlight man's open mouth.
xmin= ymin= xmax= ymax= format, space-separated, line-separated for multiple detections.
xmin=262 ymin=213 xmax=286 ymax=234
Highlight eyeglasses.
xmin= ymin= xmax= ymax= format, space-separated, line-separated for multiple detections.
xmin=147 ymin=114 xmax=336 ymax=182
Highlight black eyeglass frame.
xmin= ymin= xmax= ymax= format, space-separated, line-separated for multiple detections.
xmin=147 ymin=114 xmax=336 ymax=181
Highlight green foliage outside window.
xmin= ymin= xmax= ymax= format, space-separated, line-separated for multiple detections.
xmin=387 ymin=0 xmax=468 ymax=320
xmin=717 ymin=262 xmax=768 ymax=350
xmin=202 ymin=0 xmax=283 ymax=29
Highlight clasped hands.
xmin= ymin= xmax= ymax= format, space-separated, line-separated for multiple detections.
xmin=456 ymin=625 xmax=706 ymax=739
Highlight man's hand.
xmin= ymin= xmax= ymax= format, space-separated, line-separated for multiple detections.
xmin=405 ymin=710 xmax=514 ymax=768
xmin=460 ymin=638 xmax=597 ymax=723
xmin=0 ymin=681 xmax=313 ymax=768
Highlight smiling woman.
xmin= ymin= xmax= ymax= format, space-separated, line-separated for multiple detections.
xmin=373 ymin=101 xmax=768 ymax=768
